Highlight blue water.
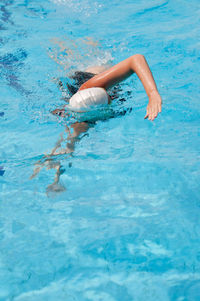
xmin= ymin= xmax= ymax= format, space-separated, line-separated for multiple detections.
xmin=1 ymin=0 xmax=200 ymax=300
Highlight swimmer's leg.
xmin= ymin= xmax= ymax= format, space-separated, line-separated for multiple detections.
xmin=30 ymin=132 xmax=64 ymax=180
xmin=45 ymin=122 xmax=90 ymax=194
xmin=65 ymin=122 xmax=90 ymax=153
xmin=31 ymin=121 xmax=91 ymax=193
xmin=46 ymin=162 xmax=66 ymax=194
xmin=30 ymin=164 xmax=43 ymax=179
xmin=50 ymin=133 xmax=64 ymax=156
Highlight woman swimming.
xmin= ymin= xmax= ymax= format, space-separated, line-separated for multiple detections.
xmin=31 ymin=54 xmax=162 ymax=194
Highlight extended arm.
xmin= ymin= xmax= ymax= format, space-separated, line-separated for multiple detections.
xmin=79 ymin=54 xmax=162 ymax=120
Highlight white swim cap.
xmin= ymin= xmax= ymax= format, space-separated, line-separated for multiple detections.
xmin=68 ymin=87 xmax=109 ymax=112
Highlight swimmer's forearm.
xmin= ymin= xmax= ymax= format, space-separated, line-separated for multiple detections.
xmin=131 ymin=55 xmax=162 ymax=120
xmin=130 ymin=54 xmax=158 ymax=97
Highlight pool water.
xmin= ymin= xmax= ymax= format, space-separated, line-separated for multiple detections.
xmin=1 ymin=0 xmax=200 ymax=300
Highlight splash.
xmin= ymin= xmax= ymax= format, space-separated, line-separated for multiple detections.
xmin=47 ymin=36 xmax=113 ymax=74
xmin=50 ymin=0 xmax=104 ymax=16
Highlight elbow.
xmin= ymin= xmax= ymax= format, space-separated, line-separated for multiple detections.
xmin=131 ymin=54 xmax=145 ymax=61
xmin=131 ymin=54 xmax=146 ymax=69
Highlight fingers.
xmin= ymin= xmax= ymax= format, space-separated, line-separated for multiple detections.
xmin=144 ymin=105 xmax=161 ymax=121
xmin=144 ymin=107 xmax=155 ymax=120
xmin=145 ymin=92 xmax=162 ymax=120
xmin=144 ymin=112 xmax=148 ymax=119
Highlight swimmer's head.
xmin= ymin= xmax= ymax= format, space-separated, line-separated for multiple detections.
xmin=68 ymin=87 xmax=109 ymax=112
xmin=51 ymin=87 xmax=110 ymax=117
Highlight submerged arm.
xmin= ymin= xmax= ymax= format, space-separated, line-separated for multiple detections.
xmin=79 ymin=54 xmax=162 ymax=120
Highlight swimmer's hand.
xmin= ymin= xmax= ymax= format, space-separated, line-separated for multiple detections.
xmin=144 ymin=90 xmax=162 ymax=121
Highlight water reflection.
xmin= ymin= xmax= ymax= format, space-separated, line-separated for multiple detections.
xmin=0 ymin=49 xmax=31 ymax=95
xmin=0 ymin=0 xmax=32 ymax=95
xmin=0 ymin=1 xmax=14 ymax=25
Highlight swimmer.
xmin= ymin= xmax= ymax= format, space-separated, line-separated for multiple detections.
xmin=53 ymin=54 xmax=162 ymax=121
xmin=31 ymin=54 xmax=162 ymax=194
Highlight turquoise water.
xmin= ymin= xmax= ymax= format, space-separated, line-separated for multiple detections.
xmin=1 ymin=0 xmax=200 ymax=300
